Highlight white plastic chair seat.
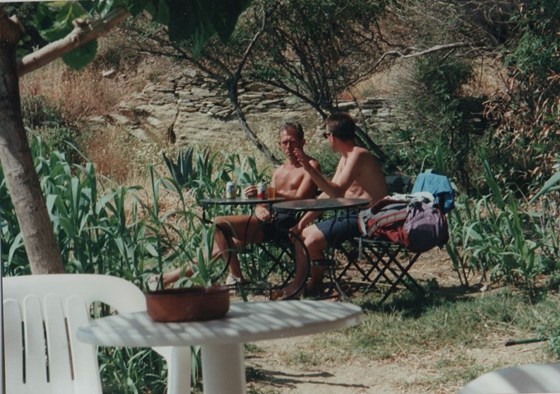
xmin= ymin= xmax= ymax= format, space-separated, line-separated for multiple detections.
xmin=459 ymin=362 xmax=560 ymax=393
xmin=3 ymin=274 xmax=190 ymax=394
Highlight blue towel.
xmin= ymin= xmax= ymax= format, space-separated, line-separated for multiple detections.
xmin=411 ymin=173 xmax=455 ymax=213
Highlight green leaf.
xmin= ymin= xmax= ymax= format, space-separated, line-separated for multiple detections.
xmin=145 ymin=243 xmax=159 ymax=258
xmin=62 ymin=39 xmax=98 ymax=70
xmin=35 ymin=2 xmax=88 ymax=41
xmin=530 ymin=171 xmax=560 ymax=202
xmin=7 ymin=233 xmax=24 ymax=265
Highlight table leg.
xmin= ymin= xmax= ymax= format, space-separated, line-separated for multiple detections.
xmin=201 ymin=343 xmax=246 ymax=394
xmin=166 ymin=346 xmax=191 ymax=394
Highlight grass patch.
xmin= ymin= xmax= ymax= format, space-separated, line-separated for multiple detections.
xmin=248 ymin=291 xmax=560 ymax=393
xmin=351 ymin=290 xmax=560 ymax=358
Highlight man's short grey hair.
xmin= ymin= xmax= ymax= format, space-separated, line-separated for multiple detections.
xmin=279 ymin=121 xmax=304 ymax=140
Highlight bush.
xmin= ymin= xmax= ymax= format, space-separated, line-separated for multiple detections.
xmin=386 ymin=54 xmax=487 ymax=190
xmin=21 ymin=95 xmax=82 ymax=164
xmin=447 ymin=154 xmax=560 ymax=295
xmin=485 ymin=0 xmax=560 ymax=192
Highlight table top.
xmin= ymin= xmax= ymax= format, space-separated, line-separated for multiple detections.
xmin=77 ymin=300 xmax=363 ymax=347
xmin=273 ymin=197 xmax=370 ymax=212
xmin=199 ymin=197 xmax=284 ymax=207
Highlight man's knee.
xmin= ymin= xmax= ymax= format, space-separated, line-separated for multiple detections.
xmin=303 ymin=227 xmax=327 ymax=252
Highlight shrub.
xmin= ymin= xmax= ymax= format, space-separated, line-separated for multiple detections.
xmin=485 ymin=0 xmax=560 ymax=192
xmin=386 ymin=54 xmax=486 ymax=190
xmin=447 ymin=154 xmax=560 ymax=295
xmin=21 ymin=95 xmax=82 ymax=164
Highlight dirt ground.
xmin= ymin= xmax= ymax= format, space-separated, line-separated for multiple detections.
xmin=242 ymin=249 xmax=550 ymax=394
xmin=246 ymin=335 xmax=545 ymax=394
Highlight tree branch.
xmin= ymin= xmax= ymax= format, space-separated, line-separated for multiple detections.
xmin=372 ymin=42 xmax=469 ymax=69
xmin=17 ymin=7 xmax=131 ymax=77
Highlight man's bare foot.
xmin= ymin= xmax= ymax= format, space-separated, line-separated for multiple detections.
xmin=149 ymin=267 xmax=192 ymax=290
xmin=225 ymin=274 xmax=245 ymax=286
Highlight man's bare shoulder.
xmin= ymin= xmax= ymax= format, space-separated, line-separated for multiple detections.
xmin=347 ymin=146 xmax=375 ymax=163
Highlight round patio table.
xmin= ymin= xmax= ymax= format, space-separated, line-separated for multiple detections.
xmin=199 ymin=197 xmax=284 ymax=221
xmin=77 ymin=300 xmax=363 ymax=394
xmin=272 ymin=197 xmax=370 ymax=213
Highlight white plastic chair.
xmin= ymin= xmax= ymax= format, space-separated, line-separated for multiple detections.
xmin=3 ymin=274 xmax=191 ymax=394
xmin=459 ymin=362 xmax=560 ymax=393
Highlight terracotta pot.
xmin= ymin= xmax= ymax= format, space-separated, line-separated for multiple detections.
xmin=145 ymin=286 xmax=230 ymax=322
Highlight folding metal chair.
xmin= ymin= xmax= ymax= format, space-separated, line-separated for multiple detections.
xmin=330 ymin=237 xmax=423 ymax=303
xmin=357 ymin=237 xmax=423 ymax=302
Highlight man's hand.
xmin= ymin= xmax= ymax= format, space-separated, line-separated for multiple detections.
xmin=293 ymin=148 xmax=312 ymax=170
xmin=289 ymin=220 xmax=306 ymax=237
xmin=243 ymin=185 xmax=257 ymax=198
xmin=255 ymin=205 xmax=272 ymax=222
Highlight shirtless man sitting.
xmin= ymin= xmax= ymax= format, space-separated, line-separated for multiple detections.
xmin=160 ymin=121 xmax=320 ymax=287
xmin=275 ymin=112 xmax=387 ymax=299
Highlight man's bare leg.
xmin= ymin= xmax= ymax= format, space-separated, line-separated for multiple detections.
xmin=160 ymin=214 xmax=265 ymax=287
xmin=160 ymin=266 xmax=194 ymax=287
xmin=214 ymin=214 xmax=264 ymax=280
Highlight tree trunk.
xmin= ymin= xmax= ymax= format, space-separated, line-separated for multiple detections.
xmin=227 ymin=80 xmax=281 ymax=165
xmin=0 ymin=14 xmax=64 ymax=274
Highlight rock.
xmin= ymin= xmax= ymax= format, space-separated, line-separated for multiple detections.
xmin=257 ymin=98 xmax=284 ymax=107
xmin=148 ymin=92 xmax=176 ymax=105
xmin=129 ymin=127 xmax=153 ymax=142
xmin=190 ymin=87 xmax=214 ymax=97
xmin=108 ymin=113 xmax=132 ymax=125
xmin=337 ymin=101 xmax=356 ymax=111
xmin=102 ymin=69 xmax=116 ymax=78
xmin=88 ymin=115 xmax=106 ymax=124
xmin=146 ymin=116 xmax=163 ymax=128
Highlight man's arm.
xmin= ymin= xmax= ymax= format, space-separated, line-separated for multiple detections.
xmin=295 ymin=148 xmax=360 ymax=198
xmin=293 ymin=159 xmax=321 ymax=199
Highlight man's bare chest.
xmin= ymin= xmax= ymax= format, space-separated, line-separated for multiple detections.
xmin=275 ymin=169 xmax=305 ymax=189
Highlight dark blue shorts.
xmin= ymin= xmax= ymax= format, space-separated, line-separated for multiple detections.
xmin=315 ymin=212 xmax=360 ymax=246
xmin=262 ymin=212 xmax=299 ymax=242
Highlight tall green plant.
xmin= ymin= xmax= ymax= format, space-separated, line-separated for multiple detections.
xmin=447 ymin=154 xmax=554 ymax=294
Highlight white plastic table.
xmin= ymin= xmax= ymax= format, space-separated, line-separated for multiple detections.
xmin=77 ymin=300 xmax=363 ymax=394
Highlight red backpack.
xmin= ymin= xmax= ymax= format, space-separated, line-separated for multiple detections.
xmin=358 ymin=194 xmax=449 ymax=253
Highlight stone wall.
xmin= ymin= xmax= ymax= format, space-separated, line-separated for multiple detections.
xmin=87 ymin=67 xmax=400 ymax=151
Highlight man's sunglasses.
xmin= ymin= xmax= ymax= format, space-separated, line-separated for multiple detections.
xmin=322 ymin=132 xmax=331 ymax=139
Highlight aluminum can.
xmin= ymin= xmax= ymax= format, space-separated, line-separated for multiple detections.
xmin=257 ymin=182 xmax=267 ymax=199
xmin=226 ymin=181 xmax=236 ymax=199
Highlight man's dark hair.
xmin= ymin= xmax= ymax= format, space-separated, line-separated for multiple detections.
xmin=325 ymin=113 xmax=355 ymax=141
xmin=280 ymin=121 xmax=305 ymax=140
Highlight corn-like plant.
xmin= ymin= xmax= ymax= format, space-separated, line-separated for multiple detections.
xmin=445 ymin=196 xmax=473 ymax=287
xmin=162 ymin=147 xmax=195 ymax=188
xmin=447 ymin=154 xmax=553 ymax=294
xmin=0 ymin=134 xmax=273 ymax=390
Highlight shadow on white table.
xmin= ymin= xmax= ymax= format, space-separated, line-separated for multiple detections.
xmin=77 ymin=300 xmax=363 ymax=394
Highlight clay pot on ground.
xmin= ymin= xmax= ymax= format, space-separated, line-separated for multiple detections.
xmin=145 ymin=286 xmax=230 ymax=322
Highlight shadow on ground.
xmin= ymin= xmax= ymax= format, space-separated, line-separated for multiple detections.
xmin=246 ymin=366 xmax=369 ymax=391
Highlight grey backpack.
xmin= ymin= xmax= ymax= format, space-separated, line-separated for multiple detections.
xmin=402 ymin=200 xmax=449 ymax=253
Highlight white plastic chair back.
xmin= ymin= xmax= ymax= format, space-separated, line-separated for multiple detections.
xmin=3 ymin=274 xmax=190 ymax=394
xmin=459 ymin=362 xmax=560 ymax=393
